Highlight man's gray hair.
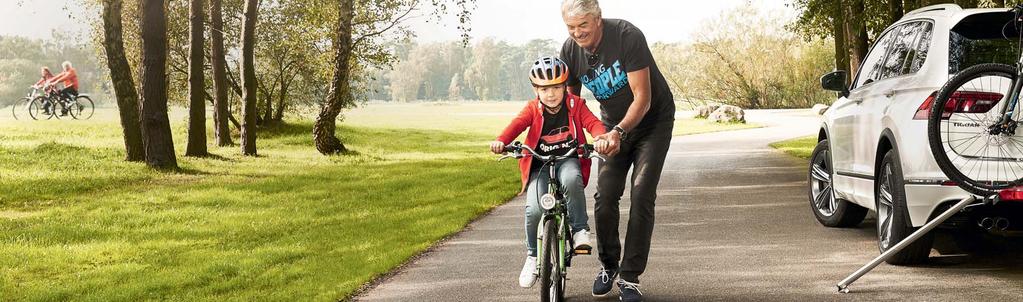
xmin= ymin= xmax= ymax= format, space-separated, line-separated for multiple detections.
xmin=561 ymin=0 xmax=601 ymax=18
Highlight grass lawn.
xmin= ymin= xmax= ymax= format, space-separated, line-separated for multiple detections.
xmin=673 ymin=118 xmax=761 ymax=136
xmin=0 ymin=108 xmax=518 ymax=300
xmin=769 ymin=135 xmax=818 ymax=159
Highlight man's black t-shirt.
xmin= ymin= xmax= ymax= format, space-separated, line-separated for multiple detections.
xmin=561 ymin=18 xmax=675 ymax=131
xmin=532 ymin=106 xmax=575 ymax=172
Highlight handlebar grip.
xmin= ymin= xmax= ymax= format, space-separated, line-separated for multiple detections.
xmin=504 ymin=141 xmax=522 ymax=153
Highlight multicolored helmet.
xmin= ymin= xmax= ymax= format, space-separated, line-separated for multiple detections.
xmin=528 ymin=56 xmax=570 ymax=86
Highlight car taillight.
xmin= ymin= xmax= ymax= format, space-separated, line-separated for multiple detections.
xmin=999 ymin=187 xmax=1023 ymax=201
xmin=913 ymin=91 xmax=1003 ymax=120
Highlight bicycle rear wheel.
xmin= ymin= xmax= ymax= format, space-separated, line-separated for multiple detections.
xmin=70 ymin=96 xmax=95 ymax=120
xmin=927 ymin=63 xmax=1023 ymax=196
xmin=11 ymin=98 xmax=28 ymax=120
xmin=28 ymin=97 xmax=53 ymax=120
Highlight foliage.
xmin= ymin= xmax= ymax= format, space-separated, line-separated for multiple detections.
xmin=371 ymin=38 xmax=557 ymax=102
xmin=652 ymin=7 xmax=836 ymax=109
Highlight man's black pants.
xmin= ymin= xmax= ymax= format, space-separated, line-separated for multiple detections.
xmin=594 ymin=120 xmax=673 ymax=283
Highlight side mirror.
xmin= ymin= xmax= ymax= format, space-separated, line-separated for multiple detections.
xmin=820 ymin=70 xmax=849 ymax=97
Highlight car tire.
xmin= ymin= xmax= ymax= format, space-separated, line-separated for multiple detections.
xmin=808 ymin=139 xmax=867 ymax=227
xmin=876 ymin=149 xmax=933 ymax=265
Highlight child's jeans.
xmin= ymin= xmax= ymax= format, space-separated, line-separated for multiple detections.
xmin=525 ymin=158 xmax=589 ymax=257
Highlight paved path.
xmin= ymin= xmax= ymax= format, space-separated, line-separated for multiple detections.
xmin=356 ymin=110 xmax=1023 ymax=301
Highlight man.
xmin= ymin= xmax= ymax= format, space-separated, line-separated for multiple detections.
xmin=48 ymin=61 xmax=80 ymax=103
xmin=559 ymin=0 xmax=675 ymax=301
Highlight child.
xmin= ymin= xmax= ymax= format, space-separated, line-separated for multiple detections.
xmin=31 ymin=67 xmax=55 ymax=115
xmin=489 ymin=56 xmax=608 ymax=288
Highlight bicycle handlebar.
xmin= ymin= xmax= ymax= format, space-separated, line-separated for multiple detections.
xmin=497 ymin=141 xmax=607 ymax=162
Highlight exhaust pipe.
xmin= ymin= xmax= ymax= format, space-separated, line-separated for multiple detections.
xmin=995 ymin=217 xmax=1010 ymax=231
xmin=979 ymin=217 xmax=995 ymax=230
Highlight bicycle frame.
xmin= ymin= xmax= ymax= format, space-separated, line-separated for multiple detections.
xmin=995 ymin=6 xmax=1023 ymax=127
xmin=498 ymin=141 xmax=605 ymax=297
xmin=538 ymin=160 xmax=572 ymax=274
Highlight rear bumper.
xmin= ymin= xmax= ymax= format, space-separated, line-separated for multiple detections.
xmin=904 ymin=182 xmax=971 ymax=227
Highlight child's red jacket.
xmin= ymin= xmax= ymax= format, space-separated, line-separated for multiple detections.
xmin=496 ymin=93 xmax=608 ymax=194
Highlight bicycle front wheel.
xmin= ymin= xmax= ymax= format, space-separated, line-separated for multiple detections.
xmin=70 ymin=96 xmax=95 ymax=120
xmin=539 ymin=218 xmax=561 ymax=302
xmin=927 ymin=63 xmax=1023 ymax=196
xmin=28 ymin=97 xmax=53 ymax=120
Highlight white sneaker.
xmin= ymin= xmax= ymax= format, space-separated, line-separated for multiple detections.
xmin=519 ymin=256 xmax=538 ymax=288
xmin=573 ymin=230 xmax=592 ymax=250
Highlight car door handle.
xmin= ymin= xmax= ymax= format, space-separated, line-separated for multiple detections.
xmin=884 ymin=89 xmax=903 ymax=98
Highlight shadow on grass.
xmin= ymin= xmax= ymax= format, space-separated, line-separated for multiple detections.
xmin=194 ymin=152 xmax=235 ymax=162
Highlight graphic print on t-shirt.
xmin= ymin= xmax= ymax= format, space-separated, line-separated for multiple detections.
xmin=538 ymin=126 xmax=575 ymax=155
xmin=581 ymin=60 xmax=629 ymax=100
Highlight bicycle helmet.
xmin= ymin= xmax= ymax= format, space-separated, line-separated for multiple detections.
xmin=529 ymin=56 xmax=570 ymax=86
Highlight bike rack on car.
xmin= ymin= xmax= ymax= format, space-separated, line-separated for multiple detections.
xmin=835 ymin=189 xmax=1023 ymax=293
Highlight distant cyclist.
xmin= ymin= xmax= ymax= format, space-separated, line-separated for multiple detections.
xmin=44 ymin=61 xmax=80 ymax=116
xmin=31 ymin=67 xmax=56 ymax=115
xmin=48 ymin=61 xmax=80 ymax=99
xmin=31 ymin=67 xmax=55 ymax=91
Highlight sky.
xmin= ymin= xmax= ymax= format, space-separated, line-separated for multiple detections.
xmin=409 ymin=0 xmax=793 ymax=44
xmin=0 ymin=0 xmax=793 ymax=44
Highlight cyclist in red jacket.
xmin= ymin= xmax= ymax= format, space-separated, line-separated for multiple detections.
xmin=47 ymin=61 xmax=80 ymax=100
xmin=489 ymin=56 xmax=609 ymax=288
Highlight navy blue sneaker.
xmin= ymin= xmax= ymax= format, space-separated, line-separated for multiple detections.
xmin=592 ymin=267 xmax=617 ymax=297
xmin=618 ymin=280 xmax=643 ymax=302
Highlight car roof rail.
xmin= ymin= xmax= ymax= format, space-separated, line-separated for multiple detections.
xmin=905 ymin=3 xmax=962 ymax=16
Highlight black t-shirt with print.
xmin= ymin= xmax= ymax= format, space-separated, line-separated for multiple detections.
xmin=561 ymin=18 xmax=675 ymax=131
xmin=532 ymin=106 xmax=576 ymax=172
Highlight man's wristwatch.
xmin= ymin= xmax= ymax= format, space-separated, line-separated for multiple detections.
xmin=612 ymin=125 xmax=627 ymax=140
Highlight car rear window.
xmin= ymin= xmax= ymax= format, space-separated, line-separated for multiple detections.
xmin=949 ymin=11 xmax=1020 ymax=74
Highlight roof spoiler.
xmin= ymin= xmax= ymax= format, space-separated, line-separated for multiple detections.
xmin=905 ymin=3 xmax=962 ymax=17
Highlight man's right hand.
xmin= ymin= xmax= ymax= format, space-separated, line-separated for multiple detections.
xmin=490 ymin=141 xmax=506 ymax=154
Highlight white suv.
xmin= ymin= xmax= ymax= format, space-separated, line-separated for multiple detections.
xmin=811 ymin=4 xmax=1021 ymax=264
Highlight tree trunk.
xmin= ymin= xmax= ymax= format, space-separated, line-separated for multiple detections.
xmin=831 ymin=0 xmax=849 ymax=80
xmin=186 ymin=0 xmax=208 ymax=157
xmin=313 ymin=0 xmax=355 ymax=155
xmin=139 ymin=0 xmax=178 ymax=170
xmin=210 ymin=0 xmax=232 ymax=146
xmin=263 ymin=94 xmax=273 ymax=124
xmin=101 ymin=0 xmax=145 ymax=162
xmin=889 ymin=0 xmax=904 ymax=26
xmin=240 ymin=0 xmax=259 ymax=156
xmin=274 ymin=81 xmax=288 ymax=121
xmin=846 ymin=0 xmax=868 ymax=79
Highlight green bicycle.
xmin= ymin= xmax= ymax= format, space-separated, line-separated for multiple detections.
xmin=500 ymin=141 xmax=604 ymax=302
